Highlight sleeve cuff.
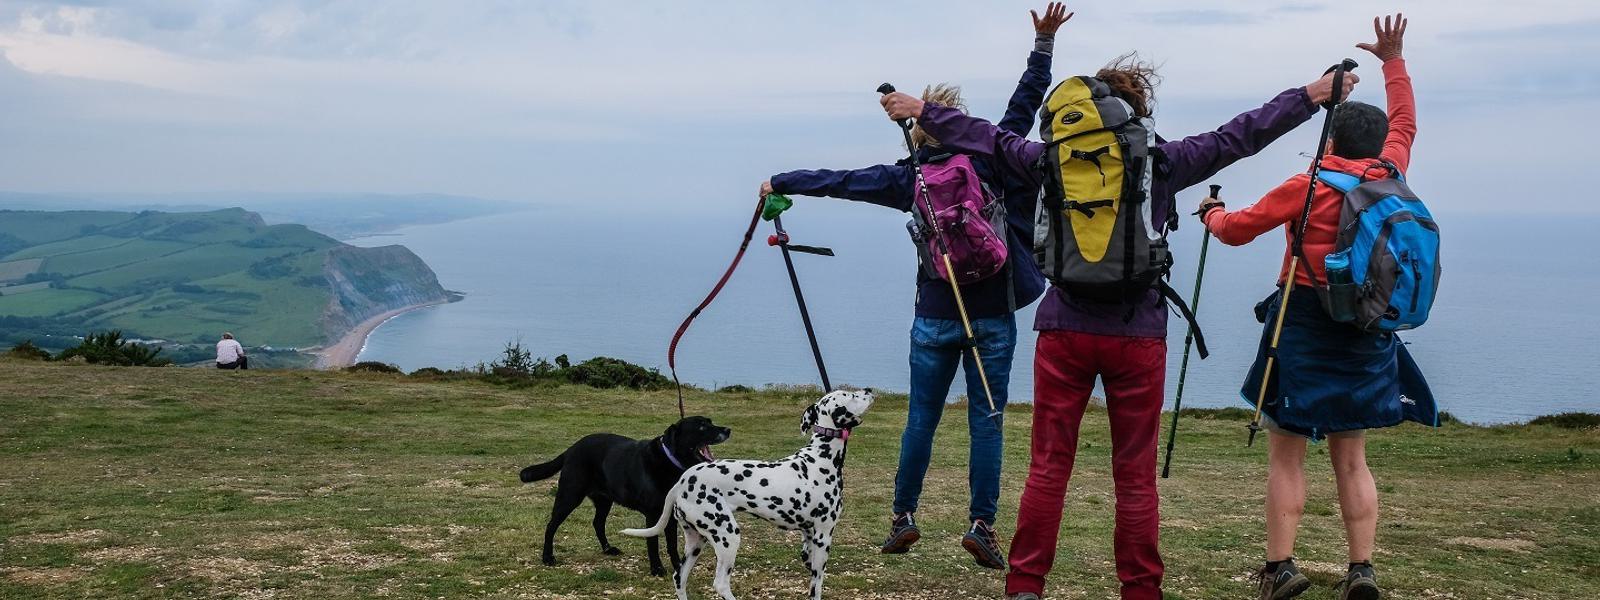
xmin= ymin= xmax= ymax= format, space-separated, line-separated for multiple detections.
xmin=1033 ymin=32 xmax=1055 ymax=55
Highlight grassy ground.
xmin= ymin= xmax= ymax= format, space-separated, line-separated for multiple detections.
xmin=0 ymin=361 xmax=1595 ymax=599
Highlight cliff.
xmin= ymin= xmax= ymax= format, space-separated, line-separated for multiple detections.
xmin=320 ymin=244 xmax=454 ymax=341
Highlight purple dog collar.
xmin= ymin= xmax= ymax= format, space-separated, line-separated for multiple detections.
xmin=660 ymin=441 xmax=687 ymax=470
xmin=812 ymin=425 xmax=851 ymax=440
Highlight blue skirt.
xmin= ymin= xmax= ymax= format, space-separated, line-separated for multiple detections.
xmin=1239 ymin=288 xmax=1438 ymax=440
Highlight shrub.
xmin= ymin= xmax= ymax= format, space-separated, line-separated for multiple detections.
xmin=409 ymin=367 xmax=446 ymax=378
xmin=1529 ymin=412 xmax=1600 ymax=430
xmin=717 ymin=384 xmax=754 ymax=394
xmin=345 ymin=361 xmax=402 ymax=374
xmin=5 ymin=340 xmax=52 ymax=361
xmin=563 ymin=356 xmax=672 ymax=390
xmin=464 ymin=341 xmax=671 ymax=391
xmin=56 ymin=331 xmax=171 ymax=366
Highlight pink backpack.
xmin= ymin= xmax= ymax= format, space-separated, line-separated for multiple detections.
xmin=908 ymin=154 xmax=1010 ymax=284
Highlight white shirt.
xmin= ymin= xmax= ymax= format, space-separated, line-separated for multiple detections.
xmin=216 ymin=339 xmax=245 ymax=364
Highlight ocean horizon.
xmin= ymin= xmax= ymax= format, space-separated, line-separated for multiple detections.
xmin=352 ymin=205 xmax=1599 ymax=425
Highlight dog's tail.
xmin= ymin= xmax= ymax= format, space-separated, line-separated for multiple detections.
xmin=621 ymin=479 xmax=682 ymax=539
xmin=519 ymin=452 xmax=566 ymax=483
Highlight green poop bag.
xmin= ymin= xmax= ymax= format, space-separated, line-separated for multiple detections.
xmin=762 ymin=193 xmax=793 ymax=221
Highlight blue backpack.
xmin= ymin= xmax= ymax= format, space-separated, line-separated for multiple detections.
xmin=1316 ymin=164 xmax=1440 ymax=332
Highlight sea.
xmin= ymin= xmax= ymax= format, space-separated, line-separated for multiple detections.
xmin=352 ymin=205 xmax=1599 ymax=425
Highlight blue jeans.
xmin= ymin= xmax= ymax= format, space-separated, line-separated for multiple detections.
xmin=893 ymin=314 xmax=1017 ymax=523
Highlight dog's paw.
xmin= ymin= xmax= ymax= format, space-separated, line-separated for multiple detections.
xmin=602 ymin=546 xmax=622 ymax=556
xmin=541 ymin=555 xmax=557 ymax=567
xmin=650 ymin=566 xmax=669 ymax=577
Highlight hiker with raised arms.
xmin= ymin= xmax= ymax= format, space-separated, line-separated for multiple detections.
xmin=880 ymin=13 xmax=1357 ymax=600
xmin=756 ymin=3 xmax=1072 ymax=570
xmin=1199 ymin=14 xmax=1437 ymax=600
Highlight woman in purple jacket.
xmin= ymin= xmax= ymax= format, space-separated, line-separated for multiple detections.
xmin=882 ymin=52 xmax=1356 ymax=600
xmin=758 ymin=3 xmax=1071 ymax=571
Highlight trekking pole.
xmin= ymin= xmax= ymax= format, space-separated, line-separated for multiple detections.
xmin=768 ymin=213 xmax=835 ymax=392
xmin=1161 ymin=184 xmax=1219 ymax=478
xmin=1247 ymin=59 xmax=1358 ymax=447
xmin=878 ymin=83 xmax=1002 ymax=423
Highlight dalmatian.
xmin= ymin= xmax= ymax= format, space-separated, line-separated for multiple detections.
xmin=622 ymin=388 xmax=874 ymax=600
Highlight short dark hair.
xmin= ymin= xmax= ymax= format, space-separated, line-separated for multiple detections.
xmin=1329 ymin=101 xmax=1388 ymax=159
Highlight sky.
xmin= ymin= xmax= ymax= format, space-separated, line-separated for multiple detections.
xmin=0 ymin=1 xmax=1596 ymax=214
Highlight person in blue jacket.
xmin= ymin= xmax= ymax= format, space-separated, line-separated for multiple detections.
xmin=755 ymin=3 xmax=1071 ymax=570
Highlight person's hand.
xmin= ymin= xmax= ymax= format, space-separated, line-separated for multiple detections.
xmin=1305 ymin=71 xmax=1359 ymax=106
xmin=1032 ymin=2 xmax=1072 ymax=35
xmin=1356 ymin=13 xmax=1407 ymax=63
xmin=1196 ymin=196 xmax=1224 ymax=221
xmin=880 ymin=92 xmax=926 ymax=121
xmin=759 ymin=180 xmax=773 ymax=199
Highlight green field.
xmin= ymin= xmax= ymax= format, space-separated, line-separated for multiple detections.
xmin=41 ymin=240 xmax=195 ymax=277
xmin=1 ymin=361 xmax=1594 ymax=599
xmin=0 ymin=288 xmax=108 ymax=317
xmin=3 ymin=236 xmax=135 ymax=261
xmin=0 ymin=209 xmax=444 ymax=350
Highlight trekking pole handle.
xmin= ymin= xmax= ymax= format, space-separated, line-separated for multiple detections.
xmin=1209 ymin=184 xmax=1221 ymax=198
xmin=877 ymin=83 xmax=913 ymax=128
xmin=1322 ymin=58 xmax=1359 ymax=110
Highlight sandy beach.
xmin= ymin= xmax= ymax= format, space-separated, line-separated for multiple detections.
xmin=313 ymin=301 xmax=446 ymax=369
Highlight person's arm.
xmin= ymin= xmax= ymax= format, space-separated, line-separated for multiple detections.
xmin=996 ymin=3 xmax=1069 ymax=135
xmin=1200 ymin=175 xmax=1310 ymax=246
xmin=1357 ymin=14 xmax=1415 ymax=173
xmin=767 ymin=165 xmax=914 ymax=211
xmin=887 ymin=98 xmax=1048 ymax=189
xmin=1158 ymin=85 xmax=1323 ymax=191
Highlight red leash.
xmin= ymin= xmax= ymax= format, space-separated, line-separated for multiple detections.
xmin=667 ymin=197 xmax=765 ymax=418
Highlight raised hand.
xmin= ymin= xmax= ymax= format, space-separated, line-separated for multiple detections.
xmin=1031 ymin=2 xmax=1073 ymax=35
xmin=1356 ymin=13 xmax=1407 ymax=62
xmin=759 ymin=180 xmax=774 ymax=199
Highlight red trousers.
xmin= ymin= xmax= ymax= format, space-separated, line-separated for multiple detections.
xmin=1006 ymin=330 xmax=1166 ymax=600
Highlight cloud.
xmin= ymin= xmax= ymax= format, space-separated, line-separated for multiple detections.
xmin=1141 ymin=9 xmax=1256 ymax=26
xmin=0 ymin=0 xmax=1593 ymax=213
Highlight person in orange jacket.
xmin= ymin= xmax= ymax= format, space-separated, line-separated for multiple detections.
xmin=1199 ymin=14 xmax=1428 ymax=600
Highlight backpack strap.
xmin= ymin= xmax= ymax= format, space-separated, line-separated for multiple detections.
xmin=1315 ymin=169 xmax=1361 ymax=193
xmin=1157 ymin=280 xmax=1209 ymax=359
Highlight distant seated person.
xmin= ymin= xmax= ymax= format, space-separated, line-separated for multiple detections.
xmin=216 ymin=332 xmax=248 ymax=370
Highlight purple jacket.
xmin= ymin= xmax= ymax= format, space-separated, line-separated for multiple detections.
xmin=916 ymin=87 xmax=1318 ymax=337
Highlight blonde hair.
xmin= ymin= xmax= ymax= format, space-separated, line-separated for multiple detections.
xmin=909 ymin=83 xmax=966 ymax=150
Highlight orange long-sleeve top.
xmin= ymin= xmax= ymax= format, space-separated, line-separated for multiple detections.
xmin=1202 ymin=58 xmax=1416 ymax=287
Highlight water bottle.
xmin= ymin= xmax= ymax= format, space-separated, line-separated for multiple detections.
xmin=1324 ymin=251 xmax=1359 ymax=323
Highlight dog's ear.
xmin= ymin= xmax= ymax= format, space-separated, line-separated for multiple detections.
xmin=663 ymin=423 xmax=677 ymax=447
xmin=800 ymin=404 xmax=819 ymax=432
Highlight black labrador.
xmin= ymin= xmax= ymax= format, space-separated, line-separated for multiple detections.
xmin=519 ymin=416 xmax=731 ymax=576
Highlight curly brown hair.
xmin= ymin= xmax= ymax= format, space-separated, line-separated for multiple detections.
xmin=1096 ymin=52 xmax=1161 ymax=118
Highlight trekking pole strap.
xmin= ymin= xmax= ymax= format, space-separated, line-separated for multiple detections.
xmin=667 ymin=197 xmax=765 ymax=418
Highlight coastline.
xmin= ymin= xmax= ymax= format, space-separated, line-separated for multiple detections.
xmin=313 ymin=300 xmax=447 ymax=369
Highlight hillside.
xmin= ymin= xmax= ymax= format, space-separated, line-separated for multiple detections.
xmin=0 ymin=361 xmax=1594 ymax=599
xmin=0 ymin=208 xmax=453 ymax=353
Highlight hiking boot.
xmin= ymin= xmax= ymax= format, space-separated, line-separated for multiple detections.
xmin=961 ymin=519 xmax=1005 ymax=569
xmin=880 ymin=512 xmax=920 ymax=554
xmin=1254 ymin=559 xmax=1311 ymax=600
xmin=1338 ymin=562 xmax=1381 ymax=600
xmin=1006 ymin=594 xmax=1040 ymax=600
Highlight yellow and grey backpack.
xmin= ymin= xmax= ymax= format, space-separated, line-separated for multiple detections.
xmin=1034 ymin=76 xmax=1207 ymax=355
